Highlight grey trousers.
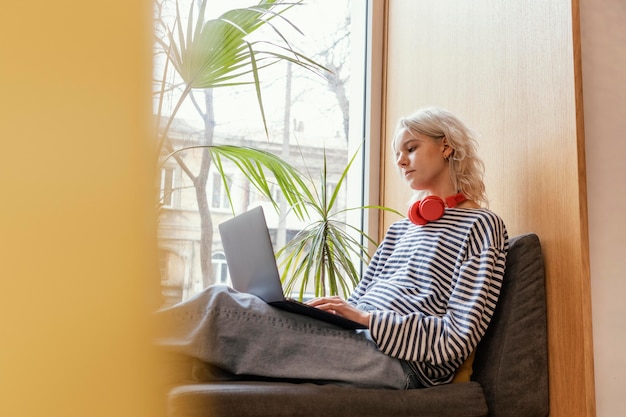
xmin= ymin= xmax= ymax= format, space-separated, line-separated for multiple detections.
xmin=155 ymin=285 xmax=412 ymax=389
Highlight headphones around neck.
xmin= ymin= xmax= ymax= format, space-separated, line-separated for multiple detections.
xmin=408 ymin=192 xmax=467 ymax=225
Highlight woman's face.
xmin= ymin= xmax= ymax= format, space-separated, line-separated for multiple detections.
xmin=394 ymin=130 xmax=450 ymax=192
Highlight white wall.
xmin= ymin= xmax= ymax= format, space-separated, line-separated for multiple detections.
xmin=581 ymin=0 xmax=626 ymax=416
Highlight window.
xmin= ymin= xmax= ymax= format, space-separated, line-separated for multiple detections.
xmin=212 ymin=252 xmax=230 ymax=285
xmin=159 ymin=166 xmax=176 ymax=208
xmin=154 ymin=0 xmax=373 ymax=306
xmin=211 ymin=173 xmax=232 ymax=210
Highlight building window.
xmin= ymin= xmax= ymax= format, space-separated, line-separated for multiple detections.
xmin=159 ymin=166 xmax=175 ymax=208
xmin=212 ymin=252 xmax=229 ymax=285
xmin=211 ymin=173 xmax=232 ymax=210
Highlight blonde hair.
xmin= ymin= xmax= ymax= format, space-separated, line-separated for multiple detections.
xmin=392 ymin=106 xmax=488 ymax=207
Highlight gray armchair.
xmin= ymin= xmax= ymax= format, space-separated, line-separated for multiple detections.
xmin=165 ymin=233 xmax=549 ymax=417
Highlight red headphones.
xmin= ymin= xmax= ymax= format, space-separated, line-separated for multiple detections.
xmin=408 ymin=193 xmax=467 ymax=225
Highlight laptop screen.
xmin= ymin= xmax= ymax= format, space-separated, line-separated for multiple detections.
xmin=218 ymin=206 xmax=286 ymax=303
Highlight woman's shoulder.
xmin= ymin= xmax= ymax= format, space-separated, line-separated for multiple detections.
xmin=449 ymin=208 xmax=505 ymax=226
xmin=384 ymin=209 xmax=506 ymax=236
xmin=385 ymin=209 xmax=505 ymax=231
xmin=384 ymin=217 xmax=413 ymax=237
xmin=446 ymin=208 xmax=508 ymax=247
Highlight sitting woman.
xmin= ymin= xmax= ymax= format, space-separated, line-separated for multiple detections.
xmin=156 ymin=106 xmax=508 ymax=390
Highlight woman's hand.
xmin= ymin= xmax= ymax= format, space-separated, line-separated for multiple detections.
xmin=307 ymin=296 xmax=370 ymax=328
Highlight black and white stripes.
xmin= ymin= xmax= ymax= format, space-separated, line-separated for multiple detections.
xmin=348 ymin=208 xmax=508 ymax=387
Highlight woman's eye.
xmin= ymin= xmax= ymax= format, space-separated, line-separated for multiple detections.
xmin=407 ymin=146 xmax=416 ymax=152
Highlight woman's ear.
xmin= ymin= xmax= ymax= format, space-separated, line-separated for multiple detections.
xmin=442 ymin=137 xmax=453 ymax=160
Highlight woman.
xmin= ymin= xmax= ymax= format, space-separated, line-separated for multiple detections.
xmin=156 ymin=106 xmax=508 ymax=389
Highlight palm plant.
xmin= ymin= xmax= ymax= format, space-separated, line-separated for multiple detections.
xmin=154 ymin=0 xmax=326 ymax=285
xmin=276 ymin=148 xmax=402 ymax=300
xmin=155 ymin=0 xmax=325 ymax=142
xmin=155 ymin=0 xmax=324 ymax=203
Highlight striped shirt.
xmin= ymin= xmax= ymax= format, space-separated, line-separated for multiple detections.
xmin=348 ymin=208 xmax=508 ymax=387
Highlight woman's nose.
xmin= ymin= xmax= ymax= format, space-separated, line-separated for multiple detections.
xmin=396 ymin=153 xmax=407 ymax=167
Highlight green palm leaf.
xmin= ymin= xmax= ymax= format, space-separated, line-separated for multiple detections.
xmin=161 ymin=144 xmax=311 ymax=220
xmin=160 ymin=0 xmax=327 ymax=137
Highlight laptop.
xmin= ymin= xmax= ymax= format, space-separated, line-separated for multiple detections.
xmin=218 ymin=206 xmax=367 ymax=330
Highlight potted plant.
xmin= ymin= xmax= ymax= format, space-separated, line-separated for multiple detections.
xmin=277 ymin=147 xmax=402 ymax=300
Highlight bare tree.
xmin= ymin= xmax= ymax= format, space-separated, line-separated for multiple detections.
xmin=288 ymin=11 xmax=351 ymax=143
xmin=319 ymin=26 xmax=351 ymax=142
xmin=188 ymin=88 xmax=216 ymax=287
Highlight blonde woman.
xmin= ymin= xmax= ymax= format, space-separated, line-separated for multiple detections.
xmin=157 ymin=106 xmax=508 ymax=389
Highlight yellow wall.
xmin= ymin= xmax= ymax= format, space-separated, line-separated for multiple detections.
xmin=0 ymin=2 xmax=161 ymax=417
xmin=380 ymin=1 xmax=594 ymax=415
xmin=580 ymin=0 xmax=626 ymax=416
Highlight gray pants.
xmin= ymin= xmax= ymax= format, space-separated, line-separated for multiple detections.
xmin=155 ymin=285 xmax=412 ymax=389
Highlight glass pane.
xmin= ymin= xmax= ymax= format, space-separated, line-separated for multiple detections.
xmin=154 ymin=0 xmax=368 ymax=308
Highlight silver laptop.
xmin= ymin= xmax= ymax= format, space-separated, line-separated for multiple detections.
xmin=218 ymin=206 xmax=366 ymax=330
